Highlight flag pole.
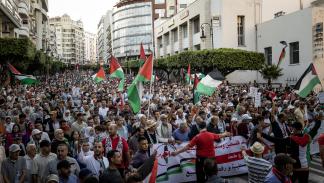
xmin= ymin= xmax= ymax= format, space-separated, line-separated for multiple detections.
xmin=147 ymin=53 xmax=154 ymax=118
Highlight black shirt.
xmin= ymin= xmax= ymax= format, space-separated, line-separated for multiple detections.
xmin=99 ymin=168 xmax=123 ymax=183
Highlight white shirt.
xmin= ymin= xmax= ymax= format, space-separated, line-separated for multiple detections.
xmin=5 ymin=122 xmax=14 ymax=133
xmin=84 ymin=155 xmax=109 ymax=176
xmin=99 ymin=107 xmax=109 ymax=118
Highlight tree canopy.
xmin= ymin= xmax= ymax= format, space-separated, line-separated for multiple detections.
xmin=124 ymin=48 xmax=265 ymax=75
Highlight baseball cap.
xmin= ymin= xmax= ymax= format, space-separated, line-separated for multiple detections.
xmin=32 ymin=129 xmax=42 ymax=136
xmin=46 ymin=174 xmax=59 ymax=183
xmin=9 ymin=144 xmax=21 ymax=152
xmin=242 ymin=114 xmax=252 ymax=121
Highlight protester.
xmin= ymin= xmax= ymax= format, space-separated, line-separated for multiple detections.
xmin=204 ymin=158 xmax=226 ymax=183
xmin=84 ymin=141 xmax=109 ymax=177
xmin=130 ymin=137 xmax=149 ymax=168
xmin=99 ymin=150 xmax=123 ymax=183
xmin=242 ymin=142 xmax=272 ymax=183
xmin=24 ymin=143 xmax=37 ymax=183
xmin=265 ymin=153 xmax=295 ymax=183
xmin=1 ymin=144 xmax=26 ymax=183
xmin=172 ymin=122 xmax=189 ymax=143
xmin=259 ymin=117 xmax=321 ymax=182
xmin=0 ymin=68 xmax=323 ymax=183
xmin=319 ymin=133 xmax=324 ymax=168
xmin=46 ymin=143 xmax=80 ymax=176
xmin=171 ymin=122 xmax=231 ymax=182
xmin=102 ymin=124 xmax=130 ymax=178
xmin=57 ymin=159 xmax=79 ymax=183
xmin=32 ymin=140 xmax=57 ymax=183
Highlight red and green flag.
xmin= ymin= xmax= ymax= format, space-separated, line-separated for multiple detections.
xmin=92 ymin=67 xmax=106 ymax=83
xmin=140 ymin=43 xmax=146 ymax=61
xmin=7 ymin=63 xmax=38 ymax=85
xmin=294 ymin=63 xmax=321 ymax=98
xmin=186 ymin=64 xmax=192 ymax=84
xmin=277 ymin=41 xmax=288 ymax=67
xmin=193 ymin=74 xmax=201 ymax=104
xmin=109 ymin=56 xmax=125 ymax=91
xmin=127 ymin=54 xmax=153 ymax=113
xmin=139 ymin=43 xmax=146 ymax=66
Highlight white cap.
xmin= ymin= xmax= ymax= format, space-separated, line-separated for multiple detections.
xmin=32 ymin=129 xmax=42 ymax=136
xmin=241 ymin=114 xmax=252 ymax=121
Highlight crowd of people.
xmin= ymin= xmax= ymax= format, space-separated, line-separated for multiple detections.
xmin=0 ymin=69 xmax=323 ymax=183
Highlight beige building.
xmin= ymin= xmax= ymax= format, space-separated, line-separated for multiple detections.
xmin=0 ymin=0 xmax=49 ymax=51
xmin=85 ymin=31 xmax=97 ymax=64
xmin=49 ymin=14 xmax=85 ymax=64
xmin=0 ymin=0 xmax=21 ymax=38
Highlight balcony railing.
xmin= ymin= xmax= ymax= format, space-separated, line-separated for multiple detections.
xmin=0 ymin=0 xmax=22 ymax=27
xmin=18 ymin=0 xmax=29 ymax=17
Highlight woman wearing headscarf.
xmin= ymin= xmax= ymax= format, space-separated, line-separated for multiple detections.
xmin=5 ymin=124 xmax=21 ymax=151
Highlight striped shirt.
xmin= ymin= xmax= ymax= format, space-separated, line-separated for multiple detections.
xmin=244 ymin=154 xmax=272 ymax=183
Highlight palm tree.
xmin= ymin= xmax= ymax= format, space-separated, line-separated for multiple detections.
xmin=259 ymin=64 xmax=283 ymax=86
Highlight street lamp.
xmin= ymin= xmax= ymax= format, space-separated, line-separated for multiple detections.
xmin=200 ymin=21 xmax=214 ymax=49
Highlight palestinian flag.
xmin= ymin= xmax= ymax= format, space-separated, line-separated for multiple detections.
xmin=110 ymin=56 xmax=125 ymax=91
xmin=193 ymin=74 xmax=201 ymax=104
xmin=7 ymin=63 xmax=22 ymax=75
xmin=92 ymin=67 xmax=106 ymax=83
xmin=139 ymin=43 xmax=146 ymax=66
xmin=294 ymin=63 xmax=321 ymax=98
xmin=15 ymin=75 xmax=38 ymax=85
xmin=186 ymin=64 xmax=191 ymax=84
xmin=140 ymin=43 xmax=146 ymax=61
xmin=127 ymin=54 xmax=153 ymax=113
xmin=277 ymin=41 xmax=287 ymax=67
xmin=196 ymin=69 xmax=225 ymax=96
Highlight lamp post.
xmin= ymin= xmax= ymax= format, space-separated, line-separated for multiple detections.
xmin=200 ymin=20 xmax=214 ymax=49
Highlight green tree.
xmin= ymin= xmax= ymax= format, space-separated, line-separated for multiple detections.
xmin=259 ymin=64 xmax=283 ymax=86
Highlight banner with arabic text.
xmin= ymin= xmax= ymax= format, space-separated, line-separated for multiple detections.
xmin=145 ymin=136 xmax=248 ymax=183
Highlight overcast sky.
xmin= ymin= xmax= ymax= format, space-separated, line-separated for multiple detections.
xmin=48 ymin=0 xmax=118 ymax=33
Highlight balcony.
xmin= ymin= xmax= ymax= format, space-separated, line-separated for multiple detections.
xmin=16 ymin=25 xmax=29 ymax=37
xmin=33 ymin=1 xmax=47 ymax=20
xmin=18 ymin=0 xmax=28 ymax=18
xmin=0 ymin=0 xmax=22 ymax=28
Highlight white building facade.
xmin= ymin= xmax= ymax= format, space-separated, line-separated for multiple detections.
xmin=257 ymin=4 xmax=324 ymax=84
xmin=97 ymin=10 xmax=112 ymax=64
xmin=49 ymin=14 xmax=85 ymax=64
xmin=155 ymin=0 xmax=263 ymax=58
xmin=85 ymin=31 xmax=97 ymax=64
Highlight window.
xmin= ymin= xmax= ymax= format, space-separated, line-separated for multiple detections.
xmin=181 ymin=24 xmax=188 ymax=38
xmin=264 ymin=47 xmax=272 ymax=65
xmin=290 ymin=42 xmax=299 ymax=64
xmin=172 ymin=29 xmax=178 ymax=42
xmin=165 ymin=33 xmax=169 ymax=46
xmin=180 ymin=4 xmax=187 ymax=8
xmin=237 ymin=16 xmax=245 ymax=46
xmin=192 ymin=17 xmax=200 ymax=34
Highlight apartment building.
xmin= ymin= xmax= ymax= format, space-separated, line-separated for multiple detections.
xmin=97 ymin=10 xmax=112 ymax=64
xmin=85 ymin=31 xmax=97 ymax=64
xmin=49 ymin=14 xmax=85 ymax=64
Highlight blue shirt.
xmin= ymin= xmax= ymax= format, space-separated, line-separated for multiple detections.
xmin=59 ymin=174 xmax=79 ymax=183
xmin=264 ymin=170 xmax=290 ymax=183
xmin=172 ymin=129 xmax=189 ymax=142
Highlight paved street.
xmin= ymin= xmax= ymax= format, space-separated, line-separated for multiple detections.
xmin=224 ymin=157 xmax=324 ymax=183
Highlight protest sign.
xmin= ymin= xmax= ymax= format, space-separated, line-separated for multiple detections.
xmin=145 ymin=136 xmax=248 ymax=183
